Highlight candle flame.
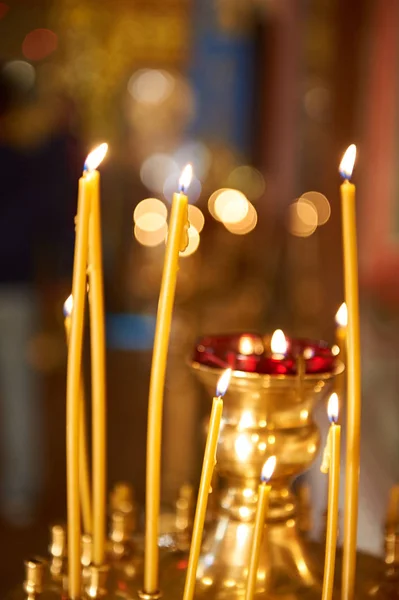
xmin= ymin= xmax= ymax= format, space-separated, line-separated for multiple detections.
xmin=84 ymin=143 xmax=108 ymax=172
xmin=63 ymin=294 xmax=73 ymax=317
xmin=261 ymin=456 xmax=276 ymax=483
xmin=216 ymin=368 xmax=232 ymax=397
xmin=327 ymin=393 xmax=339 ymax=424
xmin=335 ymin=302 xmax=348 ymax=327
xmin=271 ymin=329 xmax=288 ymax=355
xmin=179 ymin=164 xmax=193 ymax=193
xmin=339 ymin=144 xmax=356 ymax=180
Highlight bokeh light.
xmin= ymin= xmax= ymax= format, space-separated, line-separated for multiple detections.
xmin=134 ymin=222 xmax=167 ymax=247
xmin=179 ymin=225 xmax=200 ymax=257
xmin=208 ymin=188 xmax=228 ymax=220
xmin=133 ymin=198 xmax=167 ymax=232
xmin=224 ymin=202 xmax=258 ymax=235
xmin=0 ymin=3 xmax=9 ymax=19
xmin=188 ymin=205 xmax=205 ymax=233
xmin=127 ymin=69 xmax=175 ymax=105
xmin=299 ymin=191 xmax=331 ymax=225
xmin=226 ymin=166 xmax=265 ymax=201
xmin=173 ymin=141 xmax=212 ymax=180
xmin=163 ymin=172 xmax=202 ymax=204
xmin=214 ymin=189 xmax=249 ymax=224
xmin=22 ymin=29 xmax=58 ymax=61
xmin=288 ymin=199 xmax=318 ymax=237
xmin=140 ymin=154 xmax=178 ymax=194
xmin=2 ymin=60 xmax=35 ymax=92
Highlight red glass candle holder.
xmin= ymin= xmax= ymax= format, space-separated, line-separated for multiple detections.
xmin=193 ymin=332 xmax=336 ymax=375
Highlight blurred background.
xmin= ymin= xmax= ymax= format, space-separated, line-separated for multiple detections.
xmin=0 ymin=0 xmax=398 ymax=594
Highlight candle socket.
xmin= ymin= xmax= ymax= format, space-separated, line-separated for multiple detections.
xmin=83 ymin=564 xmax=109 ymax=599
xmin=189 ymin=360 xmax=339 ymax=599
xmin=23 ymin=558 xmax=45 ymax=596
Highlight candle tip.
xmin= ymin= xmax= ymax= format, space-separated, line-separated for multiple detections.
xmin=271 ymin=329 xmax=287 ymax=355
xmin=327 ymin=393 xmax=339 ymax=424
xmin=216 ymin=368 xmax=232 ymax=397
xmin=335 ymin=302 xmax=348 ymax=327
xmin=84 ymin=142 xmax=108 ymax=173
xmin=63 ymin=294 xmax=73 ymax=317
xmin=339 ymin=144 xmax=356 ymax=180
xmin=179 ymin=164 xmax=193 ymax=193
xmin=261 ymin=456 xmax=276 ymax=483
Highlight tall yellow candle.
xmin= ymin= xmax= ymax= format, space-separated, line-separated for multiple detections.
xmin=144 ymin=165 xmax=191 ymax=594
xmin=321 ymin=393 xmax=341 ymax=600
xmin=335 ymin=303 xmax=347 ymax=400
xmin=386 ymin=485 xmax=399 ymax=533
xmin=86 ymin=142 xmax=108 ymax=566
xmin=63 ymin=295 xmax=92 ymax=536
xmin=182 ymin=369 xmax=232 ymax=600
xmin=339 ymin=144 xmax=361 ymax=600
xmin=244 ymin=456 xmax=276 ymax=600
xmin=66 ymin=161 xmax=92 ymax=600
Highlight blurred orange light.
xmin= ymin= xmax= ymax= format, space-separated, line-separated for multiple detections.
xmin=133 ymin=198 xmax=167 ymax=232
xmin=214 ymin=189 xmax=249 ymax=224
xmin=134 ymin=222 xmax=167 ymax=247
xmin=188 ymin=205 xmax=205 ymax=233
xmin=299 ymin=191 xmax=331 ymax=226
xmin=288 ymin=200 xmax=317 ymax=237
xmin=224 ymin=203 xmax=257 ymax=235
xmin=22 ymin=29 xmax=58 ymax=61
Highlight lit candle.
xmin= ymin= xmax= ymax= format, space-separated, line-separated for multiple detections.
xmin=182 ymin=369 xmax=232 ymax=600
xmin=63 ymin=295 xmax=92 ymax=536
xmin=86 ymin=142 xmax=108 ymax=566
xmin=66 ymin=152 xmax=92 ymax=599
xmin=270 ymin=329 xmax=288 ymax=359
xmin=335 ymin=302 xmax=347 ymax=401
xmin=339 ymin=144 xmax=361 ymax=600
xmin=321 ymin=393 xmax=341 ymax=600
xmin=244 ymin=456 xmax=276 ymax=600
xmin=144 ymin=165 xmax=191 ymax=595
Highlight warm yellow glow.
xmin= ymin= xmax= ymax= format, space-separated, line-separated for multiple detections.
xmin=271 ymin=329 xmax=288 ymax=355
xmin=224 ymin=202 xmax=257 ymax=235
xmin=339 ymin=144 xmax=357 ymax=180
xmin=63 ymin=294 xmax=73 ymax=317
xmin=261 ymin=456 xmax=276 ymax=482
xmin=133 ymin=198 xmax=167 ymax=232
xmin=208 ymin=188 xmax=228 ymax=220
xmin=239 ymin=335 xmax=254 ymax=356
xmin=179 ymin=225 xmax=200 ymax=257
xmin=243 ymin=488 xmax=254 ymax=498
xmin=201 ymin=577 xmax=213 ymax=587
xmin=134 ymin=223 xmax=167 ymax=247
xmin=234 ymin=434 xmax=252 ymax=461
xmin=238 ymin=506 xmax=251 ymax=519
xmin=84 ymin=143 xmax=108 ymax=172
xmin=258 ymin=441 xmax=266 ymax=452
xmin=335 ymin=302 xmax=348 ymax=327
xmin=299 ymin=191 xmax=331 ymax=226
xmin=331 ymin=344 xmax=340 ymax=356
xmin=214 ymin=189 xmax=249 ymax=224
xmin=179 ymin=164 xmax=193 ymax=192
xmin=216 ymin=368 xmax=232 ymax=397
xmin=288 ymin=199 xmax=318 ymax=237
xmin=238 ymin=410 xmax=256 ymax=430
xmin=327 ymin=392 xmax=339 ymax=423
xmin=188 ymin=205 xmax=205 ymax=233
